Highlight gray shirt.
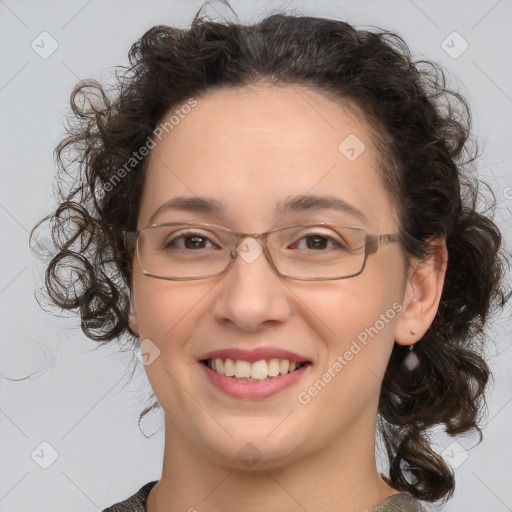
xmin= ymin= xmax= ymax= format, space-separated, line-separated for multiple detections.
xmin=102 ymin=481 xmax=427 ymax=511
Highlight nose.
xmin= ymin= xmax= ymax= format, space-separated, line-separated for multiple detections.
xmin=211 ymin=237 xmax=292 ymax=332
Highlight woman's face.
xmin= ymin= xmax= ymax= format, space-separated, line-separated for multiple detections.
xmin=130 ymin=84 xmax=408 ymax=469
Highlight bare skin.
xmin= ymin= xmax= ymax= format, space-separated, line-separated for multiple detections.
xmin=129 ymin=83 xmax=447 ymax=512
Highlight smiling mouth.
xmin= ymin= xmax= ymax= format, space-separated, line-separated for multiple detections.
xmin=201 ymin=358 xmax=310 ymax=382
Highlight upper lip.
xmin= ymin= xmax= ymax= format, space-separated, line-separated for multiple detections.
xmin=200 ymin=347 xmax=311 ymax=364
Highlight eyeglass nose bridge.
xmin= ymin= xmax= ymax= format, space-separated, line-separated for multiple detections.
xmin=226 ymin=231 xmax=281 ymax=275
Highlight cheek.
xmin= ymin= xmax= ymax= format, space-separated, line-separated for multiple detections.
xmin=293 ymin=250 xmax=403 ymax=335
xmin=294 ymin=296 xmax=397 ymax=423
xmin=131 ymin=276 xmax=214 ymax=411
xmin=131 ymin=274 xmax=214 ymax=349
xmin=299 ymin=259 xmax=404 ymax=379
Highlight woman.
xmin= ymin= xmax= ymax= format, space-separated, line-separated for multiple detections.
xmin=34 ymin=6 xmax=508 ymax=512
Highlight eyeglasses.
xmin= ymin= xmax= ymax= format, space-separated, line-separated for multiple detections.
xmin=123 ymin=222 xmax=399 ymax=281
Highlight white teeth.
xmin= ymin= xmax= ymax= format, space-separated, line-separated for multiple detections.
xmin=207 ymin=358 xmax=305 ymax=380
xmin=251 ymin=360 xmax=268 ymax=380
xmin=268 ymin=358 xmax=280 ymax=377
xmin=234 ymin=360 xmax=251 ymax=378
xmin=223 ymin=358 xmax=235 ymax=376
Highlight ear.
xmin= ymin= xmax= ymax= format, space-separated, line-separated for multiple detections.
xmin=128 ymin=298 xmax=139 ymax=335
xmin=394 ymin=238 xmax=448 ymax=346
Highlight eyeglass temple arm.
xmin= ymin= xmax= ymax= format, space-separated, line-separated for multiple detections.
xmin=380 ymin=233 xmax=399 ymax=245
xmin=366 ymin=233 xmax=399 ymax=255
xmin=124 ymin=231 xmax=137 ymax=252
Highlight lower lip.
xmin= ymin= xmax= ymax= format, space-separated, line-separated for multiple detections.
xmin=200 ymin=362 xmax=311 ymax=399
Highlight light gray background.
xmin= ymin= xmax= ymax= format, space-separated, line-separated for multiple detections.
xmin=1 ymin=1 xmax=511 ymax=510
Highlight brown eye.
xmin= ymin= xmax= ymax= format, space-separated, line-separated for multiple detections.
xmin=287 ymin=231 xmax=346 ymax=251
xmin=166 ymin=235 xmax=212 ymax=250
xmin=302 ymin=235 xmax=330 ymax=250
xmin=163 ymin=230 xmax=219 ymax=251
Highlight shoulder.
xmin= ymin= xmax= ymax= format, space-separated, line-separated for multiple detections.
xmin=369 ymin=493 xmax=428 ymax=512
xmin=102 ymin=481 xmax=158 ymax=512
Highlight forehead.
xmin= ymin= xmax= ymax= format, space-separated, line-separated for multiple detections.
xmin=139 ymin=84 xmax=396 ymax=232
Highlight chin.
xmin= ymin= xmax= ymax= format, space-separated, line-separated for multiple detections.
xmin=198 ymin=425 xmax=308 ymax=471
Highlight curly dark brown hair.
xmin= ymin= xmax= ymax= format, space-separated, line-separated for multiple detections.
xmin=32 ymin=7 xmax=510 ymax=505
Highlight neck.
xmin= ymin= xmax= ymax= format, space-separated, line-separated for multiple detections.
xmin=147 ymin=413 xmax=398 ymax=512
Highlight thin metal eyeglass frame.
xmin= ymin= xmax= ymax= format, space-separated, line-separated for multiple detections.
xmin=123 ymin=222 xmax=400 ymax=281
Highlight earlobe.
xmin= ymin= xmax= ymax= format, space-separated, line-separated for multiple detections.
xmin=394 ymin=238 xmax=448 ymax=346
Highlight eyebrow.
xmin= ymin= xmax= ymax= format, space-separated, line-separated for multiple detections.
xmin=148 ymin=193 xmax=368 ymax=225
xmin=276 ymin=194 xmax=368 ymax=224
xmin=148 ymin=196 xmax=225 ymax=225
